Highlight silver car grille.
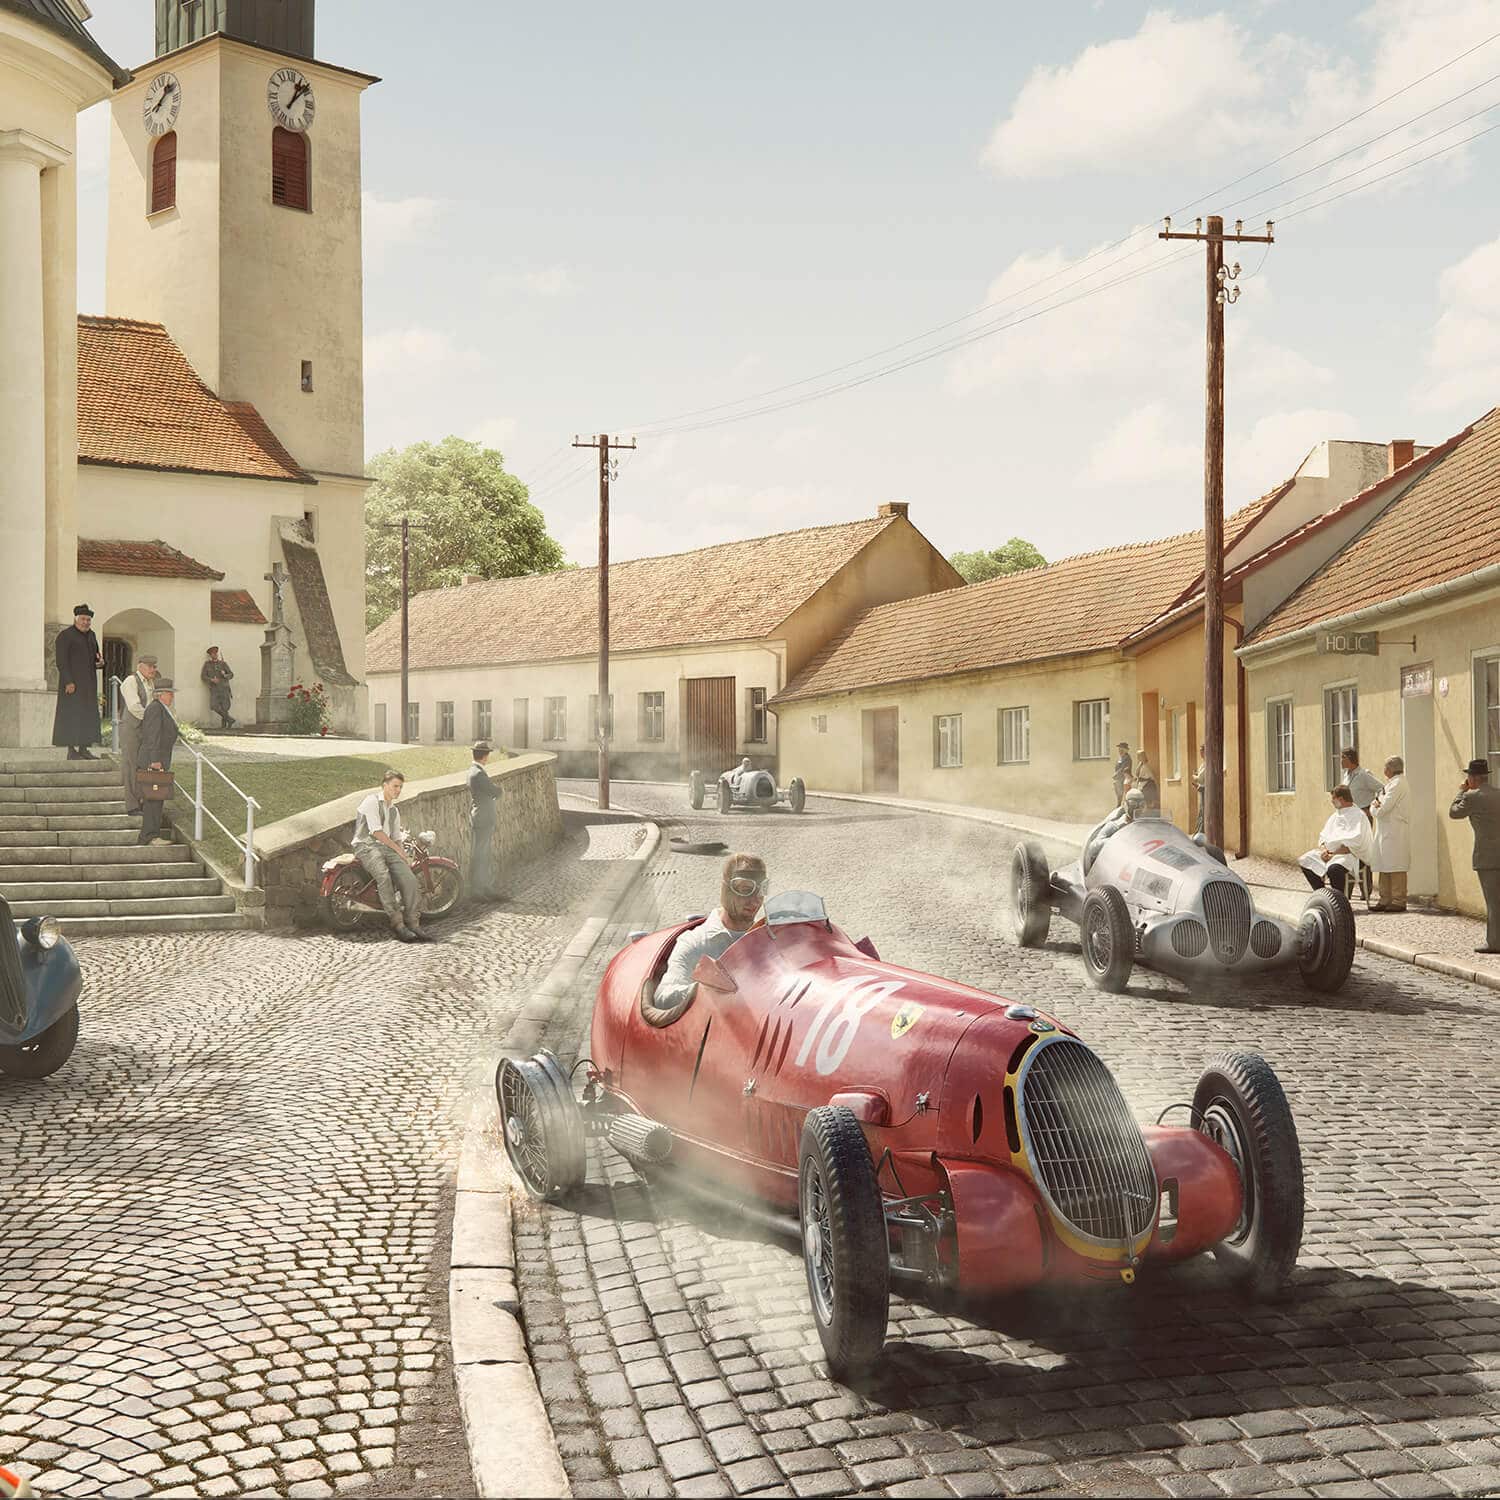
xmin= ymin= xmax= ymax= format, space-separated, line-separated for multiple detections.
xmin=1202 ymin=881 xmax=1251 ymax=964
xmin=1170 ymin=919 xmax=1208 ymax=958
xmin=1251 ymin=921 xmax=1283 ymax=959
xmin=1019 ymin=1037 xmax=1157 ymax=1246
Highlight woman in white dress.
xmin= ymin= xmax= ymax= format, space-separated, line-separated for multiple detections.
xmin=1298 ymin=786 xmax=1374 ymax=896
xmin=1370 ymin=755 xmax=1411 ymax=912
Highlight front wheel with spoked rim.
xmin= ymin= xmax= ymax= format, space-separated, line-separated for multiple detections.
xmin=1080 ymin=885 xmax=1134 ymax=991
xmin=319 ymin=866 xmax=369 ymax=931
xmin=495 ymin=1051 xmax=586 ymax=1202
xmin=1011 ymin=841 xmax=1051 ymax=947
xmin=798 ymin=1105 xmax=889 ymax=1380
xmin=1193 ymin=1051 xmax=1304 ymax=1298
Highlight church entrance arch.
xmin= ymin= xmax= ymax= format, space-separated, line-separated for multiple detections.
xmin=99 ymin=609 xmax=175 ymax=710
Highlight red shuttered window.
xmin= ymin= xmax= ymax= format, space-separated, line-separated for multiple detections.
xmin=271 ymin=127 xmax=310 ymax=211
xmin=150 ymin=132 xmax=177 ymax=213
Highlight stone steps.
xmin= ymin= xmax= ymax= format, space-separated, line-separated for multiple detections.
xmin=0 ymin=829 xmax=157 ymax=848
xmin=0 ymin=784 xmax=124 ymax=803
xmin=2 ymin=877 xmax=226 ymax=902
xmin=6 ymin=894 xmax=241 ymax=919
xmin=50 ymin=912 xmax=261 ymax=937
xmin=0 ymin=846 xmax=195 ymax=867
xmin=0 ymin=813 xmax=137 ymax=832
xmin=0 ymin=861 xmax=196 ymax=883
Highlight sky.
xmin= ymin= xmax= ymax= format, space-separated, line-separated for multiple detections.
xmin=76 ymin=0 xmax=1500 ymax=569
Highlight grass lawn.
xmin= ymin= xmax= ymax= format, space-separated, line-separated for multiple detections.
xmin=191 ymin=745 xmax=479 ymax=880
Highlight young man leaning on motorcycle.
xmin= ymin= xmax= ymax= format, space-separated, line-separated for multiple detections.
xmin=353 ymin=770 xmax=434 ymax=943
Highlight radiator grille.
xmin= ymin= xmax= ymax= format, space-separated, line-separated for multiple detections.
xmin=1251 ymin=921 xmax=1283 ymax=959
xmin=0 ymin=898 xmax=25 ymax=1031
xmin=1019 ymin=1038 xmax=1157 ymax=1246
xmin=1170 ymin=919 xmax=1208 ymax=958
xmin=1202 ymin=881 xmax=1251 ymax=964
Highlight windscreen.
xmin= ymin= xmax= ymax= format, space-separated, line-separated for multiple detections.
xmin=764 ymin=890 xmax=828 ymax=927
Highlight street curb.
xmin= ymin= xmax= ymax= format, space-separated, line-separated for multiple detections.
xmin=809 ymin=788 xmax=1500 ymax=999
xmin=449 ymin=816 xmax=662 ymax=1500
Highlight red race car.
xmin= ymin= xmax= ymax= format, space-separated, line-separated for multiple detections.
xmin=498 ymin=892 xmax=1304 ymax=1377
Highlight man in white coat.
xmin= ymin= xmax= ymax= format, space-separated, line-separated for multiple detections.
xmin=1298 ymin=786 xmax=1373 ymax=897
xmin=1370 ymin=755 xmax=1410 ymax=912
xmin=116 ymin=655 xmax=159 ymax=817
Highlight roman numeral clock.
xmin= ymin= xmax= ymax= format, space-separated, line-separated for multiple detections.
xmin=142 ymin=71 xmax=181 ymax=135
xmin=267 ymin=66 xmax=317 ymax=131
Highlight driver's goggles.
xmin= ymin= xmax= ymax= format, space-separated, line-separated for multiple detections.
xmin=727 ymin=876 xmax=769 ymax=896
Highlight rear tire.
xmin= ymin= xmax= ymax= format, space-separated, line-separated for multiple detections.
xmin=1011 ymin=841 xmax=1052 ymax=948
xmin=798 ymin=1105 xmax=889 ymax=1380
xmin=1297 ymin=887 xmax=1355 ymax=992
xmin=421 ymin=863 xmax=462 ymax=920
xmin=0 ymin=1003 xmax=79 ymax=1079
xmin=319 ymin=866 xmax=368 ymax=931
xmin=1193 ymin=1052 xmax=1304 ymax=1298
xmin=789 ymin=777 xmax=806 ymax=814
xmin=1080 ymin=886 xmax=1134 ymax=992
xmin=688 ymin=771 xmax=704 ymax=810
xmin=717 ymin=780 xmax=732 ymax=815
xmin=495 ymin=1051 xmax=586 ymax=1202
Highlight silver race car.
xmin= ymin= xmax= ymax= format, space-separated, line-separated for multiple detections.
xmin=1011 ymin=808 xmax=1355 ymax=993
xmin=688 ymin=759 xmax=807 ymax=815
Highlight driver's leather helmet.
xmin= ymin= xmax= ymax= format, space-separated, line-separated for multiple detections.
xmin=722 ymin=851 xmax=767 ymax=928
xmin=1122 ymin=788 xmax=1145 ymax=821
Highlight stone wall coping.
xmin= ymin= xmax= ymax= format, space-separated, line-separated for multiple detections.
xmin=255 ymin=751 xmax=559 ymax=860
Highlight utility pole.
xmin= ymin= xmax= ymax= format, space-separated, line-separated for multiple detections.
xmin=373 ymin=516 xmax=432 ymax=744
xmin=1159 ymin=214 xmax=1275 ymax=850
xmin=572 ymin=433 xmax=637 ymax=810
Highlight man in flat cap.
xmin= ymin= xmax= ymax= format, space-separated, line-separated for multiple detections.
xmin=51 ymin=605 xmax=103 ymax=760
xmin=1451 ymin=757 xmax=1500 ymax=953
xmin=117 ymin=654 xmax=160 ymax=816
xmin=201 ymin=646 xmax=236 ymax=729
xmin=136 ymin=676 xmax=180 ymax=847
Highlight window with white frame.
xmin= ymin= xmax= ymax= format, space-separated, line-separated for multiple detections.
xmin=812 ymin=714 xmax=827 ymax=734
xmin=1323 ymin=684 xmax=1358 ymax=789
xmin=998 ymin=706 xmax=1030 ymax=765
xmin=473 ymin=700 xmax=492 ymax=741
xmin=588 ymin=693 xmax=614 ymax=740
xmin=639 ymin=691 xmax=665 ymax=742
xmin=513 ymin=698 xmax=529 ymax=749
xmin=1074 ymin=699 xmax=1109 ymax=760
xmin=1267 ymin=697 xmax=1295 ymax=792
xmin=1166 ymin=708 xmax=1181 ymax=779
xmin=1476 ymin=654 xmax=1500 ymax=775
xmin=544 ymin=696 xmax=567 ymax=742
xmin=405 ymin=702 xmax=419 ymax=742
xmin=436 ymin=701 xmax=455 ymax=742
xmin=935 ymin=714 xmax=963 ymax=768
xmin=748 ymin=688 xmax=768 ymax=743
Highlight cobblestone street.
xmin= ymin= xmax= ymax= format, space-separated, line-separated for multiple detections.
xmin=0 ymin=813 xmax=642 ymax=1499
xmin=515 ymin=784 xmax=1500 ymax=1499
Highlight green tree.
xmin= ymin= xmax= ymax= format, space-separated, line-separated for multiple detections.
xmin=364 ymin=436 xmax=567 ymax=630
xmin=948 ymin=537 xmax=1046 ymax=585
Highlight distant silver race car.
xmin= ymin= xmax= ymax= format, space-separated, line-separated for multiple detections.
xmin=688 ymin=762 xmax=806 ymax=815
xmin=1011 ymin=810 xmax=1355 ymax=993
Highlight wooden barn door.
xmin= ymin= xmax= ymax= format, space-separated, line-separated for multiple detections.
xmin=683 ymin=677 xmax=737 ymax=776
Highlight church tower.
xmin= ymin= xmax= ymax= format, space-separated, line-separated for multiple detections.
xmin=105 ymin=0 xmax=376 ymax=479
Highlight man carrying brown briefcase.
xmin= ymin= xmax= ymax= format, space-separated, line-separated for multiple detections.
xmin=136 ymin=676 xmax=180 ymax=847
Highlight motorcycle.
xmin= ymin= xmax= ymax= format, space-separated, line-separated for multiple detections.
xmin=317 ymin=830 xmax=462 ymax=932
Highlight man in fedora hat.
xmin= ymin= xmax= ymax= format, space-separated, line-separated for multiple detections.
xmin=51 ymin=605 xmax=103 ymax=759
xmin=118 ymin=654 xmax=159 ymax=816
xmin=136 ymin=676 xmax=180 ymax=847
xmin=1451 ymin=757 xmax=1500 ymax=953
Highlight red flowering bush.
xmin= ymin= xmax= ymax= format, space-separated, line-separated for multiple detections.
xmin=286 ymin=681 xmax=331 ymax=737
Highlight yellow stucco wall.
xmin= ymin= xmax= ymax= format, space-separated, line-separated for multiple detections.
xmin=1243 ymin=585 xmax=1500 ymax=917
xmin=776 ymin=653 xmax=1137 ymax=822
xmin=107 ymin=38 xmax=370 ymax=478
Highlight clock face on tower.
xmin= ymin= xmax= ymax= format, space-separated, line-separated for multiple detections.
xmin=143 ymin=72 xmax=182 ymax=136
xmin=267 ymin=67 xmax=317 ymax=132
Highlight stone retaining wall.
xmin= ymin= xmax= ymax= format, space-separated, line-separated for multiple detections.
xmin=257 ymin=753 xmax=563 ymax=927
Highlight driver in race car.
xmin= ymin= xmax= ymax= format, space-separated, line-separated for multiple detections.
xmin=655 ymin=852 xmax=767 ymax=1012
xmin=727 ymin=757 xmax=755 ymax=790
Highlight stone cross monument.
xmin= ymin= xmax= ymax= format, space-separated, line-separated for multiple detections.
xmin=256 ymin=562 xmax=296 ymax=726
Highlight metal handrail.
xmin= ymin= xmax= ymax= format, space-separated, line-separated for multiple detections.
xmin=107 ymin=674 xmax=262 ymax=887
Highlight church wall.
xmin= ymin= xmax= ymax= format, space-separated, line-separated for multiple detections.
xmin=304 ymin=473 xmax=369 ymax=690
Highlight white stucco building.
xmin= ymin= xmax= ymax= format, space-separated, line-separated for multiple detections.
xmin=0 ymin=0 xmax=373 ymax=743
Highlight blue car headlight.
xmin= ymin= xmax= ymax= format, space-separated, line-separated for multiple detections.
xmin=22 ymin=916 xmax=61 ymax=951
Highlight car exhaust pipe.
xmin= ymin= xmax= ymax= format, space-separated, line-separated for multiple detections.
xmin=606 ymin=1113 xmax=673 ymax=1164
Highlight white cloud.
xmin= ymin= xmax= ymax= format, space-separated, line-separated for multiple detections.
xmin=362 ymin=193 xmax=445 ymax=261
xmin=1419 ymin=233 xmax=1500 ymax=414
xmin=1228 ymin=406 xmax=1363 ymax=497
xmin=983 ymin=12 xmax=1280 ymax=179
xmin=1085 ymin=402 xmax=1200 ymax=487
xmin=469 ymin=416 xmax=519 ymax=452
xmin=364 ymin=327 xmax=488 ymax=381
xmin=492 ymin=265 xmax=575 ymax=298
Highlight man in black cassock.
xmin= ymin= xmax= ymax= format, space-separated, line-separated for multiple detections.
xmin=52 ymin=605 xmax=103 ymax=760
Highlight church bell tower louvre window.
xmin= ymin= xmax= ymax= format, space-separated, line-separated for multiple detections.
xmin=150 ymin=132 xmax=178 ymax=214
xmin=271 ymin=127 xmax=310 ymax=211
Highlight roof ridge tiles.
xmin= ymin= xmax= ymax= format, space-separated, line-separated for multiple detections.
xmin=77 ymin=314 xmax=169 ymax=331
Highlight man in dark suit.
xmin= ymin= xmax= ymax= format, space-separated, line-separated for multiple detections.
xmin=51 ymin=605 xmax=103 ymax=759
xmin=136 ymin=676 xmax=181 ymax=847
xmin=1450 ymin=757 xmax=1500 ymax=953
xmin=467 ymin=741 xmax=503 ymax=901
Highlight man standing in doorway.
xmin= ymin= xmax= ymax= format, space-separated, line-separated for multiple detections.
xmin=1450 ymin=758 xmax=1500 ymax=954
xmin=1194 ymin=743 xmax=1207 ymax=835
xmin=467 ymin=741 xmax=503 ymax=902
xmin=201 ymin=647 xmax=236 ymax=729
xmin=51 ymin=606 xmax=103 ymax=760
xmin=136 ymin=677 xmax=180 ymax=847
xmin=1112 ymin=742 xmax=1132 ymax=808
xmin=118 ymin=655 xmax=159 ymax=817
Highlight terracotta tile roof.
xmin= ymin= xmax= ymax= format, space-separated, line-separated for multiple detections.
xmin=365 ymin=515 xmax=908 ymax=672
xmin=1246 ymin=407 xmax=1498 ymax=646
xmin=211 ymin=589 xmax=269 ymax=626
xmin=78 ymin=316 xmax=314 ymax=484
xmin=79 ymin=538 xmax=225 ymax=581
xmin=772 ymin=500 xmax=1273 ymax=705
